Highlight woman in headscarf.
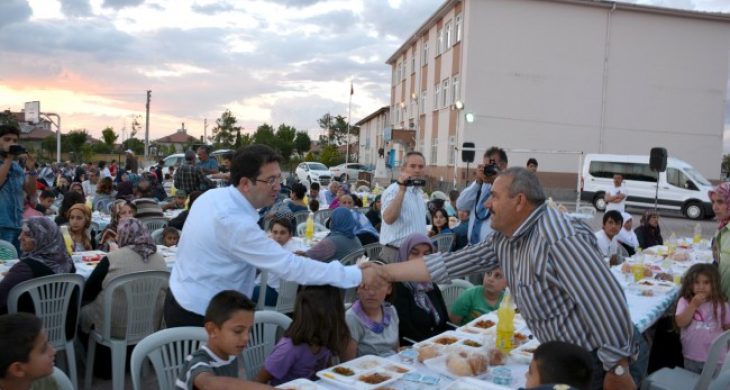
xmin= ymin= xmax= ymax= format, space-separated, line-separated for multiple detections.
xmin=80 ymin=218 xmax=167 ymax=338
xmin=68 ymin=181 xmax=85 ymax=197
xmin=709 ymin=183 xmax=730 ymax=299
xmin=99 ymin=200 xmax=136 ymax=251
xmin=365 ymin=194 xmax=382 ymax=231
xmin=390 ymin=233 xmax=449 ymax=345
xmin=0 ymin=217 xmax=74 ymax=314
xmin=303 ymin=208 xmax=362 ymax=262
xmin=54 ymin=190 xmax=85 ymax=226
xmin=634 ymin=210 xmax=663 ymax=250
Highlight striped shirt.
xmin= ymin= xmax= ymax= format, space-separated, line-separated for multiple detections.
xmin=379 ymin=182 xmax=427 ymax=245
xmin=176 ymin=345 xmax=239 ymax=390
xmin=424 ymin=204 xmax=637 ymax=370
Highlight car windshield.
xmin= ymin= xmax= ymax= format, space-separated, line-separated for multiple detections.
xmin=308 ymin=163 xmax=328 ymax=171
xmin=684 ymin=167 xmax=712 ymax=187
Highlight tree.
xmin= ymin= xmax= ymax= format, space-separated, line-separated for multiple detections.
xmin=252 ymin=123 xmax=276 ymax=146
xmin=317 ymin=113 xmax=359 ymax=146
xmin=122 ymin=137 xmax=145 ymax=155
xmin=320 ymin=144 xmax=344 ymax=167
xmin=64 ymin=130 xmax=89 ymax=162
xmin=92 ymin=143 xmax=112 ymax=154
xmin=274 ymin=124 xmax=296 ymax=163
xmin=212 ymin=110 xmax=239 ymax=148
xmin=723 ymin=154 xmax=730 ymax=177
xmin=293 ymin=131 xmax=311 ymax=157
xmin=42 ymin=135 xmax=56 ymax=156
xmin=0 ymin=110 xmax=19 ymax=129
xmin=101 ymin=127 xmax=118 ymax=148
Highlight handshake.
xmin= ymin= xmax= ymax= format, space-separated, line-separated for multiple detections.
xmin=358 ymin=261 xmax=391 ymax=290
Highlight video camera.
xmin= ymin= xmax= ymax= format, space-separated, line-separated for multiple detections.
xmin=400 ymin=178 xmax=426 ymax=187
xmin=483 ymin=159 xmax=499 ymax=177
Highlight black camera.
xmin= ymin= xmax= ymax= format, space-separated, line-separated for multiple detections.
xmin=483 ymin=159 xmax=498 ymax=176
xmin=402 ymin=178 xmax=425 ymax=187
xmin=9 ymin=145 xmax=27 ymax=156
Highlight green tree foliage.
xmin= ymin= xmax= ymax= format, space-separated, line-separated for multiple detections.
xmin=212 ymin=110 xmax=239 ymax=148
xmin=723 ymin=154 xmax=730 ymax=177
xmin=304 ymin=151 xmax=316 ymax=162
xmin=319 ymin=144 xmax=344 ymax=167
xmin=252 ymin=123 xmax=276 ymax=146
xmin=92 ymin=143 xmax=112 ymax=154
xmin=294 ymin=131 xmax=311 ymax=157
xmin=101 ymin=127 xmax=118 ymax=148
xmin=274 ymin=124 xmax=296 ymax=162
xmin=122 ymin=137 xmax=145 ymax=155
xmin=42 ymin=135 xmax=56 ymax=155
xmin=0 ymin=110 xmax=19 ymax=129
xmin=318 ymin=113 xmax=359 ymax=146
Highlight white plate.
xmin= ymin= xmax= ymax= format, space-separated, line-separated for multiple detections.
xmin=446 ymin=377 xmax=512 ymax=390
xmin=275 ymin=378 xmax=323 ymax=389
xmin=415 ymin=330 xmax=489 ymax=352
xmin=422 ymin=352 xmax=490 ymax=379
xmin=316 ymin=355 xmax=411 ymax=389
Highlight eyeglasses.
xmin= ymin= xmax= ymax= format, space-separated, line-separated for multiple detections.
xmin=255 ymin=175 xmax=283 ymax=186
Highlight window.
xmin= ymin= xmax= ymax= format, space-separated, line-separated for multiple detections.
xmin=433 ymin=84 xmax=440 ymax=110
xmin=410 ymin=99 xmax=416 ymax=119
xmin=437 ymin=28 xmax=444 ymax=55
xmin=431 ymin=137 xmax=438 ymax=164
xmin=392 ymin=67 xmax=397 ymax=85
xmin=448 ymin=136 xmax=455 ymax=165
xmin=445 ymin=20 xmax=453 ymax=48
xmin=455 ymin=14 xmax=463 ymax=42
xmin=411 ymin=56 xmax=415 ymax=73
xmin=588 ymin=162 xmax=657 ymax=183
xmin=395 ymin=63 xmax=401 ymax=83
xmin=422 ymin=41 xmax=428 ymax=65
xmin=420 ymin=91 xmax=427 ymax=114
xmin=441 ymin=79 xmax=449 ymax=107
xmin=452 ymin=75 xmax=460 ymax=104
xmin=667 ymin=168 xmax=698 ymax=190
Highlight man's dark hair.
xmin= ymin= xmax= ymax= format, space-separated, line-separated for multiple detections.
xmin=0 ymin=124 xmax=20 ymax=138
xmin=485 ymin=146 xmax=508 ymax=164
xmin=204 ymin=290 xmax=255 ymax=327
xmin=533 ymin=341 xmax=593 ymax=390
xmin=269 ymin=217 xmax=294 ymax=234
xmin=527 ymin=158 xmax=538 ymax=167
xmin=184 ymin=150 xmax=196 ymax=162
xmin=0 ymin=313 xmax=43 ymax=378
xmin=310 ymin=182 xmax=320 ymax=191
xmin=136 ymin=179 xmax=153 ymax=197
xmin=197 ymin=145 xmax=211 ymax=154
xmin=291 ymin=183 xmax=306 ymax=200
xmin=309 ymin=199 xmax=320 ymax=212
xmin=39 ymin=189 xmax=55 ymax=200
xmin=98 ymin=160 xmax=106 ymax=169
xmin=449 ymin=189 xmax=460 ymax=202
xmin=603 ymin=210 xmax=623 ymax=226
xmin=230 ymin=144 xmax=282 ymax=187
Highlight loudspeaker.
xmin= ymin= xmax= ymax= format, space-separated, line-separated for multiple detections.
xmin=650 ymin=147 xmax=667 ymax=172
xmin=462 ymin=142 xmax=475 ymax=163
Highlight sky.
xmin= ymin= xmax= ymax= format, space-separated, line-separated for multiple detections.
xmin=1 ymin=0 xmax=729 ymax=148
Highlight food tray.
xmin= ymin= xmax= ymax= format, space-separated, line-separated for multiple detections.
xmin=415 ymin=330 xmax=489 ymax=352
xmin=460 ymin=312 xmax=527 ymax=335
xmin=275 ymin=378 xmax=324 ymax=389
xmin=446 ymin=377 xmax=512 ymax=390
xmin=316 ymin=355 xmax=411 ymax=389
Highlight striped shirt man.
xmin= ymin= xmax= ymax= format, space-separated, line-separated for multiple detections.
xmin=379 ymin=182 xmax=427 ymax=245
xmin=424 ymin=203 xmax=637 ymax=371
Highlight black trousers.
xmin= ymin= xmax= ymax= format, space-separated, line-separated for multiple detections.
xmin=163 ymin=291 xmax=205 ymax=328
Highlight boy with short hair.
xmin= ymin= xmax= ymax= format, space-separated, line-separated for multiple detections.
xmin=449 ymin=268 xmax=507 ymax=325
xmin=176 ymin=290 xmax=271 ymax=390
xmin=594 ymin=210 xmax=623 ymax=258
xmin=35 ymin=190 xmax=56 ymax=215
xmin=523 ymin=341 xmax=593 ymax=390
xmin=0 ymin=313 xmax=57 ymax=390
xmin=163 ymin=190 xmax=187 ymax=211
xmin=162 ymin=227 xmax=181 ymax=247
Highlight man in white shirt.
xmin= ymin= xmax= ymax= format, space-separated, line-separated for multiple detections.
xmin=164 ymin=144 xmax=376 ymax=327
xmin=456 ymin=147 xmax=508 ymax=245
xmin=81 ymin=167 xmax=98 ymax=198
xmin=379 ymin=152 xmax=428 ymax=245
xmin=605 ymin=174 xmax=627 ymax=212
xmin=594 ymin=210 xmax=623 ymax=257
xmin=98 ymin=160 xmax=112 ymax=179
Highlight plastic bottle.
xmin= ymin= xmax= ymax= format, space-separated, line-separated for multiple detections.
xmin=60 ymin=225 xmax=73 ymax=255
xmin=667 ymin=232 xmax=677 ymax=255
xmin=496 ymin=289 xmax=515 ymax=353
xmin=693 ymin=223 xmax=702 ymax=244
xmin=362 ymin=193 xmax=368 ymax=207
xmin=85 ymin=196 xmax=93 ymax=210
xmin=305 ymin=212 xmax=314 ymax=242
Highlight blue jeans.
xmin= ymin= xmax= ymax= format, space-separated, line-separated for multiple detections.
xmin=251 ymin=285 xmax=279 ymax=307
xmin=0 ymin=227 xmax=21 ymax=254
xmin=590 ymin=327 xmax=650 ymax=390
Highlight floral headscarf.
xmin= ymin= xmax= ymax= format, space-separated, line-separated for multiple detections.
xmin=709 ymin=182 xmax=730 ymax=229
xmin=20 ymin=217 xmax=73 ymax=274
xmin=397 ymin=233 xmax=440 ymax=323
xmin=116 ymin=218 xmax=157 ymax=262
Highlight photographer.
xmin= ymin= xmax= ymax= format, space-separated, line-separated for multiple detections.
xmin=0 ymin=125 xmax=37 ymax=252
xmin=456 ymin=146 xmax=507 ymax=245
xmin=380 ymin=151 xmax=428 ymax=245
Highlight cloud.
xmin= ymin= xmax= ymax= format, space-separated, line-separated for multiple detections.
xmin=103 ymin=0 xmax=145 ymax=10
xmin=191 ymin=1 xmax=234 ymax=14
xmin=59 ymin=0 xmax=92 ymax=17
xmin=361 ymin=0 xmax=442 ymax=39
xmin=0 ymin=0 xmax=32 ymax=30
xmin=265 ymin=0 xmax=324 ymax=8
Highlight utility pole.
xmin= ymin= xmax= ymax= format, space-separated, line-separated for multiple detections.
xmin=203 ymin=118 xmax=208 ymax=144
xmin=144 ymin=90 xmax=151 ymax=163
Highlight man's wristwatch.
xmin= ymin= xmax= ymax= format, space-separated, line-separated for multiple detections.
xmin=609 ymin=364 xmax=627 ymax=376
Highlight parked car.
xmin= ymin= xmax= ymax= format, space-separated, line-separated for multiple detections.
xmin=580 ymin=153 xmax=714 ymax=220
xmin=329 ymin=163 xmax=372 ymax=181
xmin=295 ymin=162 xmax=332 ymax=187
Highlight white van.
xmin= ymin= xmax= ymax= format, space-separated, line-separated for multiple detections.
xmin=580 ymin=154 xmax=714 ymax=220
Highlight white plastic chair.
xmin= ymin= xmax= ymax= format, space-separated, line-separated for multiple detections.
xmin=362 ymin=242 xmax=383 ymax=261
xmin=84 ymin=270 xmax=170 ymax=390
xmin=642 ymin=329 xmax=730 ymax=390
xmin=433 ymin=233 xmax=456 ymax=253
xmin=437 ymin=279 xmax=474 ymax=311
xmin=140 ymin=217 xmax=168 ymax=232
xmin=31 ymin=367 xmax=74 ymax=390
xmin=8 ymin=273 xmax=85 ymax=389
xmin=264 ymin=277 xmax=299 ymax=315
xmin=0 ymin=239 xmax=18 ymax=260
xmin=340 ymin=248 xmax=365 ymax=266
xmin=313 ymin=209 xmax=333 ymax=225
xmin=130 ymin=327 xmax=207 ymax=390
xmin=292 ymin=210 xmax=311 ymax=226
xmin=241 ymin=310 xmax=292 ymax=380
xmin=150 ymin=228 xmax=165 ymax=245
xmin=709 ymin=370 xmax=730 ymax=390
xmin=295 ymin=222 xmax=327 ymax=236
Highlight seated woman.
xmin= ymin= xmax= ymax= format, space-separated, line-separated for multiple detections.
xmin=391 ymin=233 xmax=449 ymax=345
xmin=365 ymin=195 xmax=382 ymax=231
xmin=68 ymin=182 xmax=85 ymax=197
xmin=428 ymin=207 xmax=453 ymax=237
xmin=634 ymin=210 xmax=663 ymax=249
xmin=338 ymin=195 xmax=379 ymax=245
xmin=0 ymin=217 xmax=74 ymax=314
xmin=92 ymin=177 xmax=115 ymax=213
xmin=80 ymin=218 xmax=167 ymax=338
xmin=98 ymin=200 xmax=137 ymax=251
xmin=67 ymin=204 xmax=97 ymax=251
xmin=303 ymin=208 xmax=362 ymax=263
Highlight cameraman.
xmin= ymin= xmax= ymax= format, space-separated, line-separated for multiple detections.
xmin=0 ymin=125 xmax=37 ymax=252
xmin=380 ymin=151 xmax=428 ymax=245
xmin=456 ymin=146 xmax=507 ymax=245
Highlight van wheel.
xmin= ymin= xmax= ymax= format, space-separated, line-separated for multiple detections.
xmin=684 ymin=201 xmax=704 ymax=220
xmin=593 ymin=193 xmax=606 ymax=211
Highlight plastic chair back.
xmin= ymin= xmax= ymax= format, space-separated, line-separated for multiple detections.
xmin=362 ymin=243 xmax=383 ymax=261
xmin=32 ymin=367 xmax=74 ymax=390
xmin=0 ymin=239 xmax=18 ymax=260
xmin=709 ymin=370 xmax=730 ymax=390
xmin=340 ymin=248 xmax=365 ymax=266
xmin=295 ymin=222 xmax=327 ymax=237
xmin=313 ymin=209 xmax=333 ymax=225
xmin=293 ymin=210 xmax=310 ymax=226
xmin=433 ymin=233 xmax=455 ymax=253
xmin=438 ymin=279 xmax=474 ymax=311
xmin=270 ymin=279 xmax=298 ymax=314
xmin=140 ymin=217 xmax=168 ymax=233
xmin=130 ymin=327 xmax=207 ymax=390
xmin=242 ymin=311 xmax=292 ymax=380
xmin=150 ymin=228 xmax=165 ymax=245
xmin=696 ymin=329 xmax=730 ymax=389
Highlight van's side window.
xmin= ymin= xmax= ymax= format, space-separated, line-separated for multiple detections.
xmin=667 ymin=168 xmax=697 ymax=190
xmin=589 ymin=162 xmax=657 ymax=183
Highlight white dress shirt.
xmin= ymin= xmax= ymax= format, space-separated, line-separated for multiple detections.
xmin=379 ymin=182 xmax=427 ymax=245
xmin=594 ymin=229 xmax=620 ymax=257
xmin=169 ymin=186 xmax=362 ymax=315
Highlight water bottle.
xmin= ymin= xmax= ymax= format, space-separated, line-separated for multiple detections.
xmin=667 ymin=232 xmax=677 ymax=256
xmin=496 ymin=289 xmax=515 ymax=353
xmin=305 ymin=212 xmax=314 ymax=242
xmin=693 ymin=223 xmax=702 ymax=244
xmin=362 ymin=193 xmax=369 ymax=207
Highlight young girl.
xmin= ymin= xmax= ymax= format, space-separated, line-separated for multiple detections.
xmin=67 ymin=203 xmax=96 ymax=251
xmin=428 ymin=207 xmax=452 ymax=237
xmin=255 ymin=286 xmax=354 ymax=386
xmin=345 ymin=261 xmax=400 ymax=357
xmin=675 ymin=263 xmax=730 ymax=373
xmin=252 ymin=218 xmax=306 ymax=306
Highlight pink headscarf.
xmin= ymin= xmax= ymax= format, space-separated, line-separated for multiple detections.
xmin=709 ymin=182 xmax=730 ymax=229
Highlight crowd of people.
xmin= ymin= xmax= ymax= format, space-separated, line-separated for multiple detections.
xmin=2 ymin=122 xmax=730 ymax=390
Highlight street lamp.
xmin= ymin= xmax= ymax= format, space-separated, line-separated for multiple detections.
xmin=465 ymin=112 xmax=475 ymax=123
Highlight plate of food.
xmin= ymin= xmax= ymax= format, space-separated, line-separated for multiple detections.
xmin=275 ymin=378 xmax=323 ymax=389
xmin=72 ymin=251 xmax=106 ymax=264
xmin=414 ymin=331 xmax=488 ymax=358
xmin=460 ymin=313 xmax=526 ymax=335
xmin=316 ymin=355 xmax=411 ymax=389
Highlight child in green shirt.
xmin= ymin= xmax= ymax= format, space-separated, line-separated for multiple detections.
xmin=449 ymin=268 xmax=507 ymax=325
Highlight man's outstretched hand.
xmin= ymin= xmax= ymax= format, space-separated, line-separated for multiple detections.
xmin=360 ymin=261 xmax=389 ymax=290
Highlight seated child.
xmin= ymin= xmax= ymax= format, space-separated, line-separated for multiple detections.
xmin=252 ymin=218 xmax=306 ymax=306
xmin=0 ymin=313 xmax=56 ymax=390
xmin=162 ymin=227 xmax=180 ymax=247
xmin=449 ymin=268 xmax=507 ymax=325
xmin=35 ymin=190 xmax=56 ymax=215
xmin=176 ymin=290 xmax=271 ymax=390
xmin=594 ymin=210 xmax=623 ymax=259
xmin=523 ymin=341 xmax=593 ymax=390
xmin=345 ymin=261 xmax=399 ymax=357
xmin=255 ymin=286 xmax=354 ymax=385
xmin=308 ymin=199 xmax=320 ymax=212
xmin=163 ymin=191 xmax=187 ymax=211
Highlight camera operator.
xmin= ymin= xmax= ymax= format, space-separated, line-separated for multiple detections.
xmin=0 ymin=125 xmax=37 ymax=252
xmin=456 ymin=146 xmax=507 ymax=245
xmin=380 ymin=151 xmax=428 ymax=245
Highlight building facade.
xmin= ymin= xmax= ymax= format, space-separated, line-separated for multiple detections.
xmin=386 ymin=0 xmax=730 ymax=185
